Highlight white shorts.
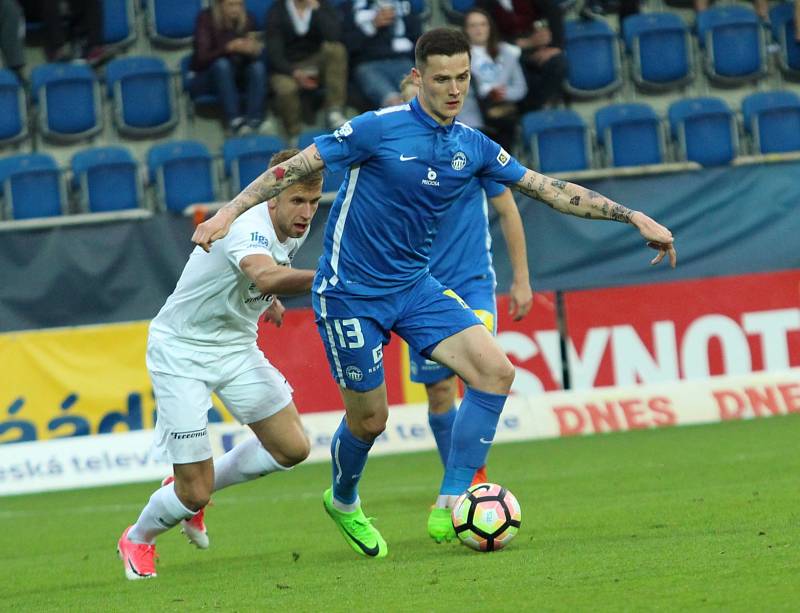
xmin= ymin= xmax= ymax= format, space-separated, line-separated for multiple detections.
xmin=147 ymin=337 xmax=293 ymax=464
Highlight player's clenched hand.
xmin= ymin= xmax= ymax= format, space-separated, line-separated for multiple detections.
xmin=192 ymin=207 xmax=237 ymax=252
xmin=263 ymin=298 xmax=285 ymax=327
xmin=508 ymin=279 xmax=534 ymax=321
xmin=630 ymin=212 xmax=677 ymax=269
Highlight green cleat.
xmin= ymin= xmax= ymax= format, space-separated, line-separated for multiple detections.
xmin=322 ymin=488 xmax=388 ymax=558
xmin=427 ymin=507 xmax=457 ymax=543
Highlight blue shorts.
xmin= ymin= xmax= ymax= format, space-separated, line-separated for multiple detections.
xmin=408 ymin=277 xmax=497 ymax=385
xmin=312 ymin=273 xmax=482 ymax=392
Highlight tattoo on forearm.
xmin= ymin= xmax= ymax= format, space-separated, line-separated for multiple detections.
xmin=570 ymin=195 xmax=581 ymax=206
xmin=223 ymin=153 xmax=314 ymax=215
xmin=550 ymin=179 xmax=567 ymax=189
xmin=608 ymin=202 xmax=633 ymax=223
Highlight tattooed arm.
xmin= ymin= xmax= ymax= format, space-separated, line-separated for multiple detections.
xmin=192 ymin=145 xmax=324 ymax=251
xmin=514 ymin=168 xmax=677 ymax=267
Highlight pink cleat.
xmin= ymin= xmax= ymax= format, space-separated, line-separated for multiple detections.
xmin=117 ymin=526 xmax=157 ymax=580
xmin=161 ymin=476 xmax=209 ymax=549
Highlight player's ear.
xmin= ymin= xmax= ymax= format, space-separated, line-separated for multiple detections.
xmin=411 ymin=66 xmax=422 ymax=82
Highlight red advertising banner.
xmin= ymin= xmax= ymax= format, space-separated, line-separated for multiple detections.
xmin=258 ymin=271 xmax=800 ymax=413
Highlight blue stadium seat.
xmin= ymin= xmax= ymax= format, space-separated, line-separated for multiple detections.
xmin=741 ymin=91 xmax=800 ymax=154
xmin=102 ymin=0 xmax=136 ymax=47
xmin=147 ymin=141 xmax=216 ymax=213
xmin=668 ymin=97 xmax=738 ymax=166
xmin=564 ymin=19 xmax=622 ymax=97
xmin=0 ymin=69 xmax=28 ymax=146
xmin=0 ymin=153 xmax=63 ymax=220
xmin=623 ymin=13 xmax=693 ymax=90
xmin=595 ymin=103 xmax=664 ymax=167
xmin=246 ymin=0 xmax=274 ymax=29
xmin=106 ymin=56 xmax=177 ymax=136
xmin=222 ymin=135 xmax=287 ymax=195
xmin=696 ymin=6 xmax=766 ymax=84
xmin=30 ymin=63 xmax=102 ymax=142
xmin=769 ymin=3 xmax=800 ymax=80
xmin=147 ymin=0 xmax=205 ymax=47
xmin=521 ymin=109 xmax=591 ymax=173
xmin=298 ymin=129 xmax=346 ymax=193
xmin=71 ymin=146 xmax=141 ymax=213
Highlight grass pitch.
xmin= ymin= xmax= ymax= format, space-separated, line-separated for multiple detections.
xmin=3 ymin=415 xmax=799 ymax=612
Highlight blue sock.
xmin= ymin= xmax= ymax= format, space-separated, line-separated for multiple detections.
xmin=428 ymin=406 xmax=456 ymax=467
xmin=330 ymin=417 xmax=373 ymax=505
xmin=439 ymin=388 xmax=506 ymax=497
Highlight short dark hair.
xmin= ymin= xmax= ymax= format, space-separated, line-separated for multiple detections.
xmin=415 ymin=27 xmax=471 ymax=68
xmin=269 ymin=148 xmax=323 ymax=191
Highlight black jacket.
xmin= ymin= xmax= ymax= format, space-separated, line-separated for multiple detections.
xmin=265 ymin=0 xmax=343 ymax=75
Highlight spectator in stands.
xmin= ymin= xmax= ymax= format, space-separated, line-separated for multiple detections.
xmin=0 ymin=0 xmax=25 ymax=81
xmin=265 ymin=0 xmax=348 ymax=138
xmin=191 ymin=0 xmax=267 ymax=134
xmin=343 ymin=0 xmax=422 ymax=108
xmin=477 ymin=0 xmax=567 ymax=112
xmin=692 ymin=0 xmax=767 ymax=20
xmin=21 ymin=0 xmax=110 ymax=64
xmin=460 ymin=8 xmax=526 ymax=151
xmin=794 ymin=0 xmax=800 ymax=42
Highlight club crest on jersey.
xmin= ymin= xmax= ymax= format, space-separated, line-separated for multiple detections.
xmin=334 ymin=121 xmax=353 ymax=142
xmin=451 ymin=151 xmax=467 ymax=171
xmin=496 ymin=148 xmax=510 ymax=166
xmin=422 ymin=167 xmax=439 ymax=187
xmin=345 ymin=365 xmax=363 ymax=382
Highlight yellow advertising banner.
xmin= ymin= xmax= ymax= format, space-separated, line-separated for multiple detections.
xmin=0 ymin=322 xmax=233 ymax=445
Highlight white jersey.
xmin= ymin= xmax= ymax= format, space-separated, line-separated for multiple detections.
xmin=150 ymin=203 xmax=307 ymax=349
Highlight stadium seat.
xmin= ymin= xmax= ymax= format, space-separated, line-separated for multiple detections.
xmin=245 ymin=0 xmax=274 ymax=29
xmin=106 ymin=56 xmax=177 ymax=136
xmin=696 ymin=6 xmax=766 ymax=84
xmin=668 ymin=97 xmax=738 ymax=166
xmin=102 ymin=0 xmax=136 ymax=47
xmin=564 ymin=19 xmax=622 ymax=97
xmin=0 ymin=69 xmax=28 ymax=146
xmin=0 ymin=153 xmax=63 ymax=220
xmin=147 ymin=141 xmax=216 ymax=213
xmin=622 ymin=12 xmax=693 ymax=90
xmin=71 ymin=146 xmax=141 ymax=213
xmin=595 ymin=103 xmax=664 ymax=167
xmin=769 ymin=3 xmax=800 ymax=80
xmin=741 ymin=91 xmax=800 ymax=154
xmin=147 ymin=0 xmax=205 ymax=47
xmin=30 ymin=63 xmax=102 ymax=142
xmin=298 ymin=129 xmax=346 ymax=193
xmin=521 ymin=109 xmax=591 ymax=173
xmin=222 ymin=134 xmax=287 ymax=195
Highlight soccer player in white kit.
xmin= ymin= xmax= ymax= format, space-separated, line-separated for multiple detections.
xmin=117 ymin=149 xmax=323 ymax=580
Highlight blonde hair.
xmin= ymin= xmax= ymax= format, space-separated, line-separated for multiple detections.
xmin=212 ymin=0 xmax=248 ymax=35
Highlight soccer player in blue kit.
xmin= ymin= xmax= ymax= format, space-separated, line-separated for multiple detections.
xmin=398 ymin=73 xmax=533 ymax=494
xmin=193 ymin=27 xmax=677 ymax=558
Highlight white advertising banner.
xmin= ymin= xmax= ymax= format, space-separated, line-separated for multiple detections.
xmin=2 ymin=367 xmax=798 ymax=496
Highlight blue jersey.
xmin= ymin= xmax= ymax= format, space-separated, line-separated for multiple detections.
xmin=313 ymin=96 xmax=526 ymax=296
xmin=428 ymin=177 xmax=506 ymax=290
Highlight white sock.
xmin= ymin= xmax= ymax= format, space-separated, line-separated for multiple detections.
xmin=332 ymin=496 xmax=360 ymax=514
xmin=213 ymin=437 xmax=289 ymax=492
xmin=435 ymin=494 xmax=459 ymax=509
xmin=128 ymin=482 xmax=195 ymax=544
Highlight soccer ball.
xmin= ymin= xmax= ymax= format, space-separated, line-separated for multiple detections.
xmin=451 ymin=483 xmax=521 ymax=552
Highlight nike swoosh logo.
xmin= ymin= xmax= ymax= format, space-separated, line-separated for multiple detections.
xmin=399 ymin=155 xmax=418 ymax=161
xmin=342 ymin=527 xmax=381 ymax=556
xmin=480 ymin=437 xmax=493 ymax=444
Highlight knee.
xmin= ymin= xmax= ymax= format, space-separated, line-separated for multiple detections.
xmin=323 ymin=41 xmax=347 ymax=62
xmin=211 ymin=57 xmax=233 ymax=77
xmin=276 ymin=433 xmax=311 ymax=467
xmin=483 ymin=355 xmax=515 ymax=393
xmin=247 ymin=60 xmax=266 ymax=79
xmin=173 ymin=480 xmax=211 ymax=512
xmin=350 ymin=413 xmax=387 ymax=441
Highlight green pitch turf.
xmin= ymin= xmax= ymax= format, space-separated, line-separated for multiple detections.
xmin=3 ymin=415 xmax=799 ymax=612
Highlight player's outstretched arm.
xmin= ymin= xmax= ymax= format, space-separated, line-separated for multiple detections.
xmin=240 ymin=254 xmax=316 ymax=296
xmin=513 ymin=168 xmax=677 ymax=268
xmin=192 ymin=145 xmax=325 ymax=252
xmin=489 ymin=188 xmax=533 ymax=321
